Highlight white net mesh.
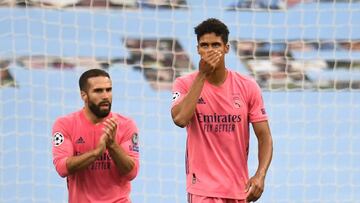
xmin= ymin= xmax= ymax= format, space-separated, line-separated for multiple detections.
xmin=0 ymin=1 xmax=359 ymax=202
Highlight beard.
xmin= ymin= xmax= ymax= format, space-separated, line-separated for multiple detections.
xmin=88 ymin=100 xmax=111 ymax=118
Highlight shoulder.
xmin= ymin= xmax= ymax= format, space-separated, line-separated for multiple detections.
xmin=229 ymin=70 xmax=261 ymax=89
xmin=228 ymin=70 xmax=263 ymax=102
xmin=111 ymin=112 xmax=137 ymax=128
xmin=174 ymin=71 xmax=198 ymax=84
xmin=172 ymin=71 xmax=198 ymax=92
xmin=230 ymin=70 xmax=257 ymax=84
xmin=52 ymin=111 xmax=81 ymax=136
xmin=53 ymin=110 xmax=80 ymax=126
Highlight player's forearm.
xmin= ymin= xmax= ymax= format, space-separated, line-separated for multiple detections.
xmin=172 ymin=73 xmax=206 ymax=127
xmin=256 ymin=133 xmax=273 ymax=178
xmin=107 ymin=143 xmax=135 ymax=176
xmin=66 ymin=148 xmax=101 ymax=175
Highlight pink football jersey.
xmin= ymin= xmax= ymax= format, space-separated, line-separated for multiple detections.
xmin=52 ymin=110 xmax=139 ymax=203
xmin=172 ymin=69 xmax=267 ymax=199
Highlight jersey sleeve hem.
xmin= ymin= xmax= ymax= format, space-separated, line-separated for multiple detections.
xmin=54 ymin=157 xmax=69 ymax=178
xmin=250 ymin=116 xmax=268 ymax=123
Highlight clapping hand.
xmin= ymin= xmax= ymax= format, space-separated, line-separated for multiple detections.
xmin=102 ymin=117 xmax=119 ymax=149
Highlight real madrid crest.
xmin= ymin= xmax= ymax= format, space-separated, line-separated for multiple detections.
xmin=233 ymin=96 xmax=241 ymax=109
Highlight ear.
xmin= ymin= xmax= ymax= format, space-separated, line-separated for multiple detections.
xmin=197 ymin=44 xmax=200 ymax=55
xmin=80 ymin=90 xmax=87 ymax=102
xmin=224 ymin=43 xmax=230 ymax=54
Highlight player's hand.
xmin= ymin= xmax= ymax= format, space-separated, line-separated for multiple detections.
xmin=199 ymin=50 xmax=222 ymax=76
xmin=245 ymin=174 xmax=265 ymax=202
xmin=103 ymin=117 xmax=118 ymax=149
xmin=95 ymin=134 xmax=107 ymax=156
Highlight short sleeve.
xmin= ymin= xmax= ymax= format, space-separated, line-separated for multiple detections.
xmin=247 ymin=80 xmax=268 ymax=123
xmin=171 ymin=77 xmax=188 ymax=108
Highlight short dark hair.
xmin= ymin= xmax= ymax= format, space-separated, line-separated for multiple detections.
xmin=79 ymin=69 xmax=110 ymax=91
xmin=194 ymin=18 xmax=230 ymax=44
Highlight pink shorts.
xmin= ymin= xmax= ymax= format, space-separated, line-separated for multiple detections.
xmin=188 ymin=193 xmax=247 ymax=203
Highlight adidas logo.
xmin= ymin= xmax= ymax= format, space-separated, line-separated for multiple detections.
xmin=76 ymin=137 xmax=85 ymax=144
xmin=197 ymin=97 xmax=206 ymax=104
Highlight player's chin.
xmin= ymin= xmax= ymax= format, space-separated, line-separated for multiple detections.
xmin=98 ymin=110 xmax=110 ymax=118
xmin=101 ymin=108 xmax=110 ymax=114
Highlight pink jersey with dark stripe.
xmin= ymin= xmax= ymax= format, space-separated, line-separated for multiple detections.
xmin=52 ymin=110 xmax=139 ymax=203
xmin=172 ymin=70 xmax=268 ymax=200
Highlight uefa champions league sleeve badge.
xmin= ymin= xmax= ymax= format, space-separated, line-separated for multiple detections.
xmin=53 ymin=132 xmax=65 ymax=147
xmin=172 ymin=92 xmax=180 ymax=101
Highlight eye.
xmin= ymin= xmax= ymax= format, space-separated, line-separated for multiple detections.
xmin=94 ymin=89 xmax=103 ymax=93
xmin=199 ymin=43 xmax=209 ymax=48
xmin=212 ymin=43 xmax=221 ymax=48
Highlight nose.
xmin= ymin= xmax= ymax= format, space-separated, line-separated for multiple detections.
xmin=207 ymin=46 xmax=215 ymax=51
xmin=101 ymin=91 xmax=111 ymax=99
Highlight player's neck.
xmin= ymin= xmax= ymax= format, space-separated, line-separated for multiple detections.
xmin=206 ymin=66 xmax=227 ymax=86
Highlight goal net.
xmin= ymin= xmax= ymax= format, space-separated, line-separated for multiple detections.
xmin=0 ymin=1 xmax=359 ymax=202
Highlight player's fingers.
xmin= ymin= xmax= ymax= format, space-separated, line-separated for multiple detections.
xmin=204 ymin=50 xmax=213 ymax=56
xmin=252 ymin=184 xmax=263 ymax=201
xmin=209 ymin=52 xmax=222 ymax=65
xmin=246 ymin=192 xmax=255 ymax=202
xmin=103 ymin=126 xmax=111 ymax=136
xmin=208 ymin=50 xmax=221 ymax=57
xmin=105 ymin=119 xmax=118 ymax=141
xmin=204 ymin=58 xmax=218 ymax=69
xmin=104 ymin=118 xmax=114 ymax=126
xmin=206 ymin=50 xmax=221 ymax=61
xmin=110 ymin=117 xmax=118 ymax=128
xmin=207 ymin=54 xmax=219 ymax=62
xmin=104 ymin=122 xmax=114 ymax=134
xmin=99 ymin=134 xmax=106 ymax=142
xmin=104 ymin=118 xmax=117 ymax=132
xmin=203 ymin=50 xmax=219 ymax=60
xmin=251 ymin=187 xmax=261 ymax=201
xmin=104 ymin=128 xmax=115 ymax=141
xmin=208 ymin=49 xmax=221 ymax=56
xmin=99 ymin=134 xmax=109 ymax=149
xmin=213 ymin=56 xmax=221 ymax=66
xmin=245 ymin=180 xmax=252 ymax=192
xmin=246 ymin=182 xmax=258 ymax=201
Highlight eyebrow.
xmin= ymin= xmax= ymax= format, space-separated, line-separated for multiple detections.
xmin=199 ymin=42 xmax=221 ymax=46
xmin=93 ymin=87 xmax=112 ymax=91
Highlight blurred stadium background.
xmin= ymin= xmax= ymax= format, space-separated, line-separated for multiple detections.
xmin=0 ymin=0 xmax=360 ymax=202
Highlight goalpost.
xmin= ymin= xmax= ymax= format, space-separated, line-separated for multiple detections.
xmin=0 ymin=1 xmax=359 ymax=202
